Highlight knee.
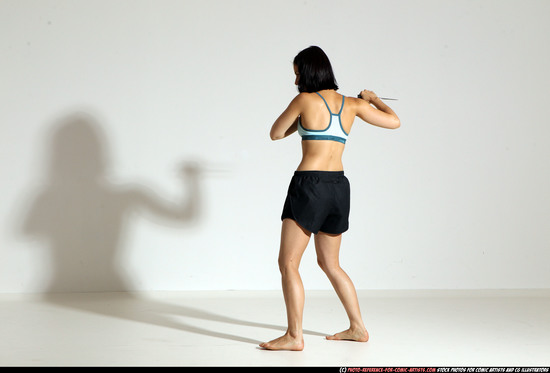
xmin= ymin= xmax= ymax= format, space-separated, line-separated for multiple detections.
xmin=317 ymin=257 xmax=340 ymax=275
xmin=278 ymin=257 xmax=300 ymax=276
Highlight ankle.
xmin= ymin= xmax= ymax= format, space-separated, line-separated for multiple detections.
xmin=349 ymin=323 xmax=367 ymax=333
xmin=286 ymin=329 xmax=303 ymax=339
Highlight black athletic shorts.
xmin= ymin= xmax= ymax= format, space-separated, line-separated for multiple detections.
xmin=281 ymin=170 xmax=350 ymax=235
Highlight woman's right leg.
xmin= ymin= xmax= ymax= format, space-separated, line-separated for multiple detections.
xmin=259 ymin=218 xmax=311 ymax=351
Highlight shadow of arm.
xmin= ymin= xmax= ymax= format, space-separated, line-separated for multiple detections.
xmin=129 ymin=162 xmax=201 ymax=225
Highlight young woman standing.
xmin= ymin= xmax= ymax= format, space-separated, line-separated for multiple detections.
xmin=260 ymin=46 xmax=400 ymax=351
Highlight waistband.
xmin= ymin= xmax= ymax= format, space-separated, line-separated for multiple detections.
xmin=293 ymin=170 xmax=345 ymax=179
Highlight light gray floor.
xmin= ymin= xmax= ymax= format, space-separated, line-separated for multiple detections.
xmin=1 ymin=289 xmax=549 ymax=366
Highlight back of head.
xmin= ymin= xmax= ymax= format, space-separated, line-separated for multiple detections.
xmin=293 ymin=46 xmax=339 ymax=93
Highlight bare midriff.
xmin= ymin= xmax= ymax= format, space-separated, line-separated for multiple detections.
xmin=296 ymin=140 xmax=345 ymax=171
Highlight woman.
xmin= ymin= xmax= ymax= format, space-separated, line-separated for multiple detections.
xmin=260 ymin=46 xmax=400 ymax=351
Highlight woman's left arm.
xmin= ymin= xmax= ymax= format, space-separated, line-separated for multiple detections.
xmin=270 ymin=94 xmax=304 ymax=140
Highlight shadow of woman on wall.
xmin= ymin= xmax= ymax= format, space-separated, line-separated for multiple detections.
xmin=20 ymin=112 xmax=201 ymax=293
xmin=18 ymin=111 xmax=323 ymax=346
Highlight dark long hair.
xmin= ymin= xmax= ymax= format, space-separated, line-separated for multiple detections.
xmin=293 ymin=46 xmax=339 ymax=93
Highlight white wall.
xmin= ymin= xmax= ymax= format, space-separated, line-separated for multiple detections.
xmin=1 ymin=0 xmax=549 ymax=293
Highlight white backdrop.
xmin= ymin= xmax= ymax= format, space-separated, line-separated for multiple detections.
xmin=1 ymin=0 xmax=549 ymax=293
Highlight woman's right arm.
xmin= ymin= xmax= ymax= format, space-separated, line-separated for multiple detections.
xmin=356 ymin=90 xmax=400 ymax=129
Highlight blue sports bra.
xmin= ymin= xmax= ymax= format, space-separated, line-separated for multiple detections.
xmin=298 ymin=92 xmax=349 ymax=144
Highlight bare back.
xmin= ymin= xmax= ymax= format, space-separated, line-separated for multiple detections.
xmin=269 ymin=88 xmax=400 ymax=169
xmin=297 ymin=90 xmax=359 ymax=171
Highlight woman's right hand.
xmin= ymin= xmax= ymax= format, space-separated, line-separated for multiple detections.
xmin=359 ymin=89 xmax=378 ymax=103
xmin=356 ymin=89 xmax=400 ymax=129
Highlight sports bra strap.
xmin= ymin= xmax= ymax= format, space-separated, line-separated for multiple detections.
xmin=338 ymin=95 xmax=345 ymax=115
xmin=315 ymin=92 xmax=345 ymax=115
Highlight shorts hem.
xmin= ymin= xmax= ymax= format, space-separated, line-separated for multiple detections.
xmin=281 ymin=217 xmax=319 ymax=235
xmin=317 ymin=227 xmax=348 ymax=235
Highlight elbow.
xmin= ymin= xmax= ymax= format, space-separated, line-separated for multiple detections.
xmin=391 ymin=117 xmax=401 ymax=129
xmin=270 ymin=131 xmax=283 ymax=141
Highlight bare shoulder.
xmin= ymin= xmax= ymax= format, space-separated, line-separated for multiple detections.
xmin=296 ymin=92 xmax=318 ymax=101
xmin=289 ymin=92 xmax=310 ymax=105
xmin=343 ymin=95 xmax=365 ymax=112
xmin=289 ymin=92 xmax=318 ymax=109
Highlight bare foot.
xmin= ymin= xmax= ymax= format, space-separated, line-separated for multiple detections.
xmin=259 ymin=333 xmax=304 ymax=351
xmin=326 ymin=328 xmax=369 ymax=342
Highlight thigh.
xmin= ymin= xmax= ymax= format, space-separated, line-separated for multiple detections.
xmin=278 ymin=218 xmax=312 ymax=268
xmin=314 ymin=231 xmax=343 ymax=267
